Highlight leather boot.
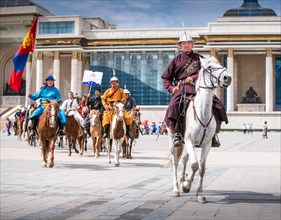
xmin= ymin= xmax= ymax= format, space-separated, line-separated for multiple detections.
xmin=212 ymin=133 xmax=220 ymax=147
xmin=30 ymin=116 xmax=39 ymax=136
xmin=58 ymin=121 xmax=65 ymax=136
xmin=103 ymin=124 xmax=109 ymax=138
xmin=126 ymin=125 xmax=131 ymax=139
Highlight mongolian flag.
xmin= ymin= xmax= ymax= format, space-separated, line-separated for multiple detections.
xmin=8 ymin=16 xmax=38 ymax=92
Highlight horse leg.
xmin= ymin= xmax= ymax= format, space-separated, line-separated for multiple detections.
xmin=41 ymin=140 xmax=47 ymax=167
xmin=47 ymin=139 xmax=56 ymax=168
xmin=168 ymin=132 xmax=181 ymax=197
xmin=79 ymin=137 xmax=84 ymax=155
xmin=92 ymin=137 xmax=96 ymax=157
xmin=114 ymin=140 xmax=121 ymax=167
xmin=185 ymin=139 xmax=199 ymax=194
xmin=128 ymin=138 xmax=133 ymax=159
xmin=68 ymin=137 xmax=72 ymax=156
xmin=180 ymin=150 xmax=189 ymax=193
xmin=107 ymin=138 xmax=112 ymax=163
xmin=73 ymin=138 xmax=79 ymax=154
xmin=196 ymin=143 xmax=211 ymax=203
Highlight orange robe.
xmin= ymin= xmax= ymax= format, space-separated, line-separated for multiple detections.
xmin=102 ymin=87 xmax=132 ymax=126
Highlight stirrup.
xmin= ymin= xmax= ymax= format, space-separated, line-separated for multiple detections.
xmin=173 ymin=133 xmax=184 ymax=147
xmin=30 ymin=129 xmax=36 ymax=137
xmin=212 ymin=134 xmax=220 ymax=147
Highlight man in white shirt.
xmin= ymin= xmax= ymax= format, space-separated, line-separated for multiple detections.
xmin=61 ymin=92 xmax=84 ymax=128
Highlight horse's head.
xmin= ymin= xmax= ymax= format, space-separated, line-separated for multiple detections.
xmin=198 ymin=56 xmax=232 ymax=90
xmin=113 ymin=102 xmax=124 ymax=121
xmin=89 ymin=109 xmax=102 ymax=127
xmin=45 ymin=100 xmax=59 ymax=128
xmin=132 ymin=107 xmax=141 ymax=125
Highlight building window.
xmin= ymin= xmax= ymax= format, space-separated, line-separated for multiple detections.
xmin=90 ymin=50 xmax=174 ymax=105
xmin=39 ymin=21 xmax=74 ymax=34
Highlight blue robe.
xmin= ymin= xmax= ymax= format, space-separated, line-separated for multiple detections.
xmin=29 ymin=86 xmax=66 ymax=125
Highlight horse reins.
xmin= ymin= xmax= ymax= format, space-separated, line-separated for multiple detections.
xmin=178 ymin=65 xmax=224 ymax=147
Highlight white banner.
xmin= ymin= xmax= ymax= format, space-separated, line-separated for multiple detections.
xmin=82 ymin=70 xmax=103 ymax=86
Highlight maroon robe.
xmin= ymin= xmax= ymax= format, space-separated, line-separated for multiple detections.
xmin=161 ymin=51 xmax=228 ymax=129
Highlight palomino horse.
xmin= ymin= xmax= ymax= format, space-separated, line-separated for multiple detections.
xmin=65 ymin=113 xmax=85 ymax=156
xmin=89 ymin=109 xmax=103 ymax=158
xmin=169 ymin=56 xmax=232 ymax=203
xmin=105 ymin=102 xmax=126 ymax=166
xmin=37 ymin=100 xmax=60 ymax=167
xmin=122 ymin=107 xmax=141 ymax=159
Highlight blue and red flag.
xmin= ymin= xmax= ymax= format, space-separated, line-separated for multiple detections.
xmin=8 ymin=16 xmax=38 ymax=92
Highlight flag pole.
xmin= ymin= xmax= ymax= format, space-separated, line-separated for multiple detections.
xmin=25 ymin=51 xmax=36 ymax=107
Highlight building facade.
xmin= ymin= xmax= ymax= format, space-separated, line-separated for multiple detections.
xmin=1 ymin=0 xmax=280 ymax=129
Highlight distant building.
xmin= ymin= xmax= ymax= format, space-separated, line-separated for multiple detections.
xmin=1 ymin=0 xmax=280 ymax=114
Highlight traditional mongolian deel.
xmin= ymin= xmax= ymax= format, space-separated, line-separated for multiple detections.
xmin=8 ymin=16 xmax=38 ymax=92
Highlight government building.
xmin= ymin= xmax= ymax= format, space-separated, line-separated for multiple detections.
xmin=1 ymin=0 xmax=280 ymax=129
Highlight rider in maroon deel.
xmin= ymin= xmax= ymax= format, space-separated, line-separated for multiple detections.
xmin=161 ymin=32 xmax=228 ymax=148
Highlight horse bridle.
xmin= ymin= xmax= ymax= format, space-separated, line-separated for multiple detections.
xmin=113 ymin=105 xmax=124 ymax=119
xmin=46 ymin=105 xmax=57 ymax=126
xmin=200 ymin=66 xmax=227 ymax=90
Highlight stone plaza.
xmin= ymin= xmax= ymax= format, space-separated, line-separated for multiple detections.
xmin=0 ymin=131 xmax=280 ymax=220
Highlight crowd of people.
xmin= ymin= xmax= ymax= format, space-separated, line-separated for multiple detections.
xmin=5 ymin=75 xmax=138 ymax=140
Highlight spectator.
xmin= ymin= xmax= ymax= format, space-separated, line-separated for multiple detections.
xmin=150 ymin=122 xmax=157 ymax=135
xmin=262 ymin=121 xmax=268 ymax=139
xmin=6 ymin=118 xmax=12 ymax=136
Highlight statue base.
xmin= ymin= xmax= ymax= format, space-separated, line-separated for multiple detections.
xmin=237 ymin=103 xmax=265 ymax=112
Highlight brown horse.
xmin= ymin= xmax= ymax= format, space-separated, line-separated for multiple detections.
xmin=122 ymin=107 xmax=141 ymax=159
xmin=105 ymin=102 xmax=126 ymax=166
xmin=89 ymin=109 xmax=103 ymax=158
xmin=37 ymin=100 xmax=60 ymax=168
xmin=65 ymin=114 xmax=85 ymax=156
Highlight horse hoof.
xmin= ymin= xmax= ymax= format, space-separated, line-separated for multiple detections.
xmin=197 ymin=196 xmax=207 ymax=203
xmin=109 ymin=161 xmax=111 ymax=164
xmin=79 ymin=152 xmax=83 ymax=155
xmin=172 ymin=191 xmax=180 ymax=197
xmin=48 ymin=163 xmax=54 ymax=168
xmin=115 ymin=163 xmax=120 ymax=167
xmin=42 ymin=163 xmax=47 ymax=168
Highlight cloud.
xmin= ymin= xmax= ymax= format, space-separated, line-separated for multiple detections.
xmin=33 ymin=0 xmax=281 ymax=28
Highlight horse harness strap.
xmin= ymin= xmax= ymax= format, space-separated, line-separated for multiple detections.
xmin=192 ymin=100 xmax=213 ymax=147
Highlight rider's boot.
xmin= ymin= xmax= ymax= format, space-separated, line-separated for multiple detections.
xmin=102 ymin=124 xmax=109 ymax=138
xmin=58 ymin=121 xmax=65 ymax=136
xmin=212 ymin=120 xmax=221 ymax=147
xmin=85 ymin=127 xmax=91 ymax=138
xmin=30 ymin=116 xmax=39 ymax=136
xmin=126 ymin=125 xmax=131 ymax=139
xmin=169 ymin=126 xmax=184 ymax=147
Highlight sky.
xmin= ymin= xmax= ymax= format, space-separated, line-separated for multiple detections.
xmin=32 ymin=0 xmax=281 ymax=29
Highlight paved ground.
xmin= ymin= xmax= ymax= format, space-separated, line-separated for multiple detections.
xmin=1 ymin=131 xmax=280 ymax=220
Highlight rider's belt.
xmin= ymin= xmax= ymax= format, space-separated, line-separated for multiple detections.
xmin=41 ymin=100 xmax=48 ymax=107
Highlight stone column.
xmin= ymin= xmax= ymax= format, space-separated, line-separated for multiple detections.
xmin=124 ymin=51 xmax=130 ymax=74
xmin=157 ymin=51 xmax=163 ymax=91
xmin=140 ymin=51 xmax=147 ymax=82
xmin=36 ymin=52 xmax=43 ymax=91
xmin=71 ymin=51 xmax=78 ymax=95
xmin=53 ymin=51 xmax=60 ymax=90
xmin=265 ymin=48 xmax=274 ymax=112
xmin=26 ymin=53 xmax=32 ymax=93
xmin=226 ymin=48 xmax=234 ymax=111
xmin=210 ymin=48 xmax=222 ymax=99
xmin=77 ymin=52 xmax=83 ymax=96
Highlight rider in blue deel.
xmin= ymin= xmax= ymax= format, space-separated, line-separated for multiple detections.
xmin=28 ymin=75 xmax=66 ymax=136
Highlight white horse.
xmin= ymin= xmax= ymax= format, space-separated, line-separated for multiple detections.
xmin=105 ymin=102 xmax=126 ymax=167
xmin=169 ymin=56 xmax=232 ymax=203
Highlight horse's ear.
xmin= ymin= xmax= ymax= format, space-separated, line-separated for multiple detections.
xmin=199 ymin=57 xmax=208 ymax=68
xmin=136 ymin=107 xmax=140 ymax=110
xmin=46 ymin=99 xmax=50 ymax=103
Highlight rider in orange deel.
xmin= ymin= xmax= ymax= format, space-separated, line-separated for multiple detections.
xmin=102 ymin=76 xmax=132 ymax=138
